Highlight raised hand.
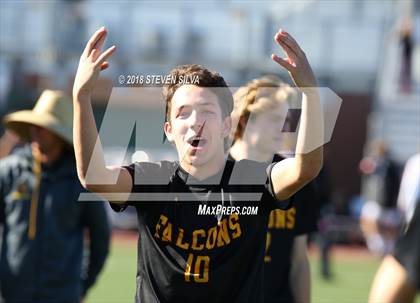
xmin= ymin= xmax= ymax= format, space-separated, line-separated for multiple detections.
xmin=73 ymin=27 xmax=116 ymax=98
xmin=271 ymin=29 xmax=317 ymax=89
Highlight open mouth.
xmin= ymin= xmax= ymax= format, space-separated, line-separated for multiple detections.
xmin=187 ymin=137 xmax=208 ymax=148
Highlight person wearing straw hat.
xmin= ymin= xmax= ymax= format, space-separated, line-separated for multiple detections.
xmin=0 ymin=90 xmax=110 ymax=303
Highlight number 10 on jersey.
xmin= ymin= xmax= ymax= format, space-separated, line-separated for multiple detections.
xmin=185 ymin=253 xmax=210 ymax=283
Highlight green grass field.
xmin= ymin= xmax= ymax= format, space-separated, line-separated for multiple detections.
xmin=85 ymin=238 xmax=419 ymax=303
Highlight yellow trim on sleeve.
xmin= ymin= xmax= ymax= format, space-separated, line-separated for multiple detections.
xmin=28 ymin=151 xmax=42 ymax=240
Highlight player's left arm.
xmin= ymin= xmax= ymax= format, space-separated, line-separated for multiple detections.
xmin=270 ymin=29 xmax=323 ymax=200
xmin=290 ymin=235 xmax=311 ymax=303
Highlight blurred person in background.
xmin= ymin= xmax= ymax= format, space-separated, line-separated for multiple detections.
xmin=397 ymin=153 xmax=420 ymax=225
xmin=359 ymin=140 xmax=402 ymax=255
xmin=368 ymin=152 xmax=420 ymax=303
xmin=399 ymin=16 xmax=414 ymax=93
xmin=229 ymin=76 xmax=319 ymax=303
xmin=312 ymin=162 xmax=334 ymax=280
xmin=0 ymin=90 xmax=110 ymax=303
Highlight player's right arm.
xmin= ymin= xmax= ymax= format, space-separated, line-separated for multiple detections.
xmin=73 ymin=27 xmax=132 ymax=203
xmin=270 ymin=30 xmax=323 ymax=200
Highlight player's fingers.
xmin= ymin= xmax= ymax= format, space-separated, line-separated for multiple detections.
xmin=91 ymin=35 xmax=107 ymax=61
xmin=279 ymin=30 xmax=306 ymax=58
xmin=275 ymin=32 xmax=299 ymax=60
xmin=275 ymin=36 xmax=298 ymax=64
xmin=83 ymin=27 xmax=107 ymax=57
xmin=89 ymin=33 xmax=107 ymax=60
xmin=90 ymin=48 xmax=99 ymax=61
xmin=100 ymin=62 xmax=109 ymax=71
xmin=95 ymin=45 xmax=116 ymax=66
xmin=271 ymin=54 xmax=294 ymax=71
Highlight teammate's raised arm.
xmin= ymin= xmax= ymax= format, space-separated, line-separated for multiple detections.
xmin=270 ymin=29 xmax=324 ymax=200
xmin=73 ymin=27 xmax=132 ymax=201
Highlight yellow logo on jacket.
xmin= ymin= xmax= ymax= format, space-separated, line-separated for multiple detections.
xmin=11 ymin=182 xmax=31 ymax=201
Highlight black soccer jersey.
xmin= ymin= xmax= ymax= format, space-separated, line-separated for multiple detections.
xmin=263 ymin=154 xmax=318 ymax=303
xmin=393 ymin=201 xmax=420 ymax=290
xmin=110 ymin=159 xmax=291 ymax=303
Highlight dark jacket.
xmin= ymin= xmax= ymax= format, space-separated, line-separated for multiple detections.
xmin=0 ymin=145 xmax=110 ymax=303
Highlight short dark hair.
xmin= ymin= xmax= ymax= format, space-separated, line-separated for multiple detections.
xmin=162 ymin=64 xmax=233 ymax=123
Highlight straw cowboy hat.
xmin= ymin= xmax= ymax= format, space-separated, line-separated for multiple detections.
xmin=3 ymin=90 xmax=73 ymax=145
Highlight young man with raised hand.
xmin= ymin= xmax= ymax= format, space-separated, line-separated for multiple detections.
xmin=72 ymin=26 xmax=323 ymax=302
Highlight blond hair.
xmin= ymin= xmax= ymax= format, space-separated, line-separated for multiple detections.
xmin=231 ymin=76 xmax=299 ymax=141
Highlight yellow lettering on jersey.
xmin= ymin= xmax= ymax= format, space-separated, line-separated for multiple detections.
xmin=162 ymin=222 xmax=173 ymax=242
xmin=184 ymin=253 xmax=194 ymax=282
xmin=192 ymin=229 xmax=205 ymax=251
xmin=176 ymin=228 xmax=190 ymax=250
xmin=229 ymin=213 xmax=242 ymax=239
xmin=156 ymin=213 xmax=242 ymax=250
xmin=268 ymin=207 xmax=296 ymax=230
xmin=275 ymin=209 xmax=286 ymax=229
xmin=268 ymin=210 xmax=275 ymax=229
xmin=205 ymin=226 xmax=217 ymax=250
xmin=264 ymin=231 xmax=272 ymax=262
xmin=216 ymin=219 xmax=231 ymax=247
xmin=154 ymin=214 xmax=168 ymax=238
xmin=194 ymin=255 xmax=210 ymax=283
xmin=286 ymin=207 xmax=296 ymax=229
